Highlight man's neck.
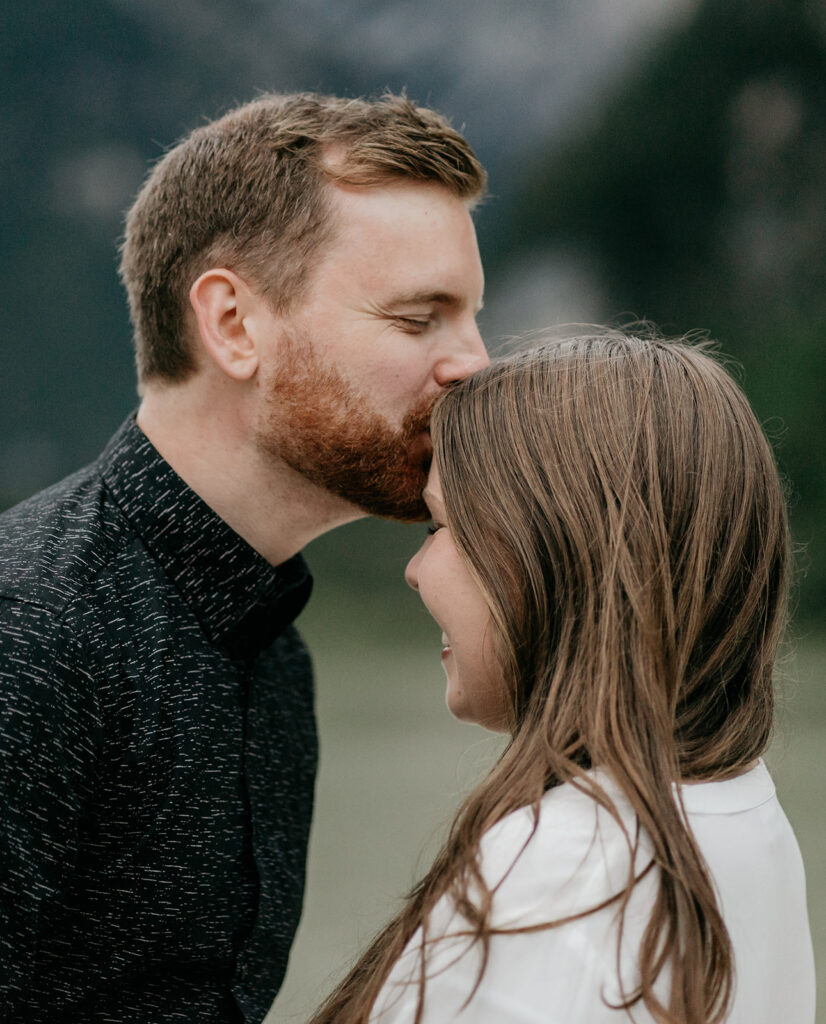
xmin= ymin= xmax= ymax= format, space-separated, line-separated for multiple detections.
xmin=136 ymin=385 xmax=364 ymax=566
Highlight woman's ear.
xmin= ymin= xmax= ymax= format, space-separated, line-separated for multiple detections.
xmin=189 ymin=269 xmax=260 ymax=381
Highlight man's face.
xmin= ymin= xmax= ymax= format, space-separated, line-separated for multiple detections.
xmin=253 ymin=180 xmax=488 ymax=521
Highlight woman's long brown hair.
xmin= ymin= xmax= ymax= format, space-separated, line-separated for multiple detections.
xmin=310 ymin=332 xmax=791 ymax=1024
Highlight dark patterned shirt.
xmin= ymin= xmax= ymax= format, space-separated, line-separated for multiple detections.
xmin=0 ymin=416 xmax=317 ymax=1023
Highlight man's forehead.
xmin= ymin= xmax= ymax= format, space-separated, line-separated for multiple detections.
xmin=318 ymin=180 xmax=484 ymax=302
xmin=324 ymin=177 xmax=474 ymax=233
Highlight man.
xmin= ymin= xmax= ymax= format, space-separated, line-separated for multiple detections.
xmin=0 ymin=93 xmax=487 ymax=1023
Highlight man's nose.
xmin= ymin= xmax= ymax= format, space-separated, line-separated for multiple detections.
xmin=433 ymin=321 xmax=489 ymax=387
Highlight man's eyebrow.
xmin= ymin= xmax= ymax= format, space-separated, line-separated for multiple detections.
xmin=385 ymin=290 xmax=484 ymax=312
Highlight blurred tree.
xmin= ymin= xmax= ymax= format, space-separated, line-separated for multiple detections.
xmin=503 ymin=0 xmax=826 ymax=623
xmin=1 ymin=0 xmax=235 ymax=493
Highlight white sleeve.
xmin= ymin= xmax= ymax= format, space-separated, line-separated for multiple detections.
xmin=372 ymin=785 xmax=642 ymax=1024
xmin=373 ymin=919 xmax=606 ymax=1023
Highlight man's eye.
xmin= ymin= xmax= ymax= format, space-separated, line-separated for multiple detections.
xmin=395 ymin=316 xmax=431 ymax=332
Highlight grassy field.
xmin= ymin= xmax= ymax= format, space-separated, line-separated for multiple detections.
xmin=268 ymin=565 xmax=825 ymax=1022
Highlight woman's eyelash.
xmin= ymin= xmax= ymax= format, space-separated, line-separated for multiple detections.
xmin=426 ymin=523 xmax=444 ymax=536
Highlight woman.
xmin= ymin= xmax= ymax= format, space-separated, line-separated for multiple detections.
xmin=312 ymin=332 xmax=815 ymax=1023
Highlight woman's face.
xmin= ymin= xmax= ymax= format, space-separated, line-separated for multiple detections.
xmin=405 ymin=462 xmax=510 ymax=733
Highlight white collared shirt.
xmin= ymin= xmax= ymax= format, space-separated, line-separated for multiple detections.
xmin=371 ymin=761 xmax=815 ymax=1023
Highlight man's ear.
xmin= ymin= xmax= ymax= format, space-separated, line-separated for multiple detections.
xmin=189 ymin=269 xmax=260 ymax=381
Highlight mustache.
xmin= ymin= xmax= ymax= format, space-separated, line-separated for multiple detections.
xmin=400 ymin=392 xmax=438 ymax=439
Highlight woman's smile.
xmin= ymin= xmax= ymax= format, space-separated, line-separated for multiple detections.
xmin=405 ymin=462 xmax=509 ymax=732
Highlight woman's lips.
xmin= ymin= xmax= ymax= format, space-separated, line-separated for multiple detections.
xmin=441 ymin=634 xmax=452 ymax=660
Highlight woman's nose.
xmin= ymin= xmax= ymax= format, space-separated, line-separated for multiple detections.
xmin=404 ymin=549 xmax=421 ymax=591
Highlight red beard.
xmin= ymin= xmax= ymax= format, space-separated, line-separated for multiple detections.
xmin=255 ymin=334 xmax=433 ymax=522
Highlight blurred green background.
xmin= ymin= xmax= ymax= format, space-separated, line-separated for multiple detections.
xmin=2 ymin=0 xmax=823 ymax=1019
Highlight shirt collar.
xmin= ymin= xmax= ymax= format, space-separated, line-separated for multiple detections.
xmin=674 ymin=759 xmax=775 ymax=816
xmin=100 ymin=415 xmax=312 ymax=658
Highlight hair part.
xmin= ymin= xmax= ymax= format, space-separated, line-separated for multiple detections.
xmin=310 ymin=330 xmax=791 ymax=1024
xmin=118 ymin=92 xmax=487 ymax=384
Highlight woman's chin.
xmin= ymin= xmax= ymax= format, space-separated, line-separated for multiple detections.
xmin=445 ymin=680 xmax=510 ymax=734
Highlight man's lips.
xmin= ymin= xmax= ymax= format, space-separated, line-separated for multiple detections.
xmin=406 ymin=430 xmax=433 ymax=466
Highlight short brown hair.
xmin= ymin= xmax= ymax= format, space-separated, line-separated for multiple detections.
xmin=118 ymin=92 xmax=487 ymax=384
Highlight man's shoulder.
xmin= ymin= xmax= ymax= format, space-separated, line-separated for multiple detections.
xmin=0 ymin=457 xmax=132 ymax=616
